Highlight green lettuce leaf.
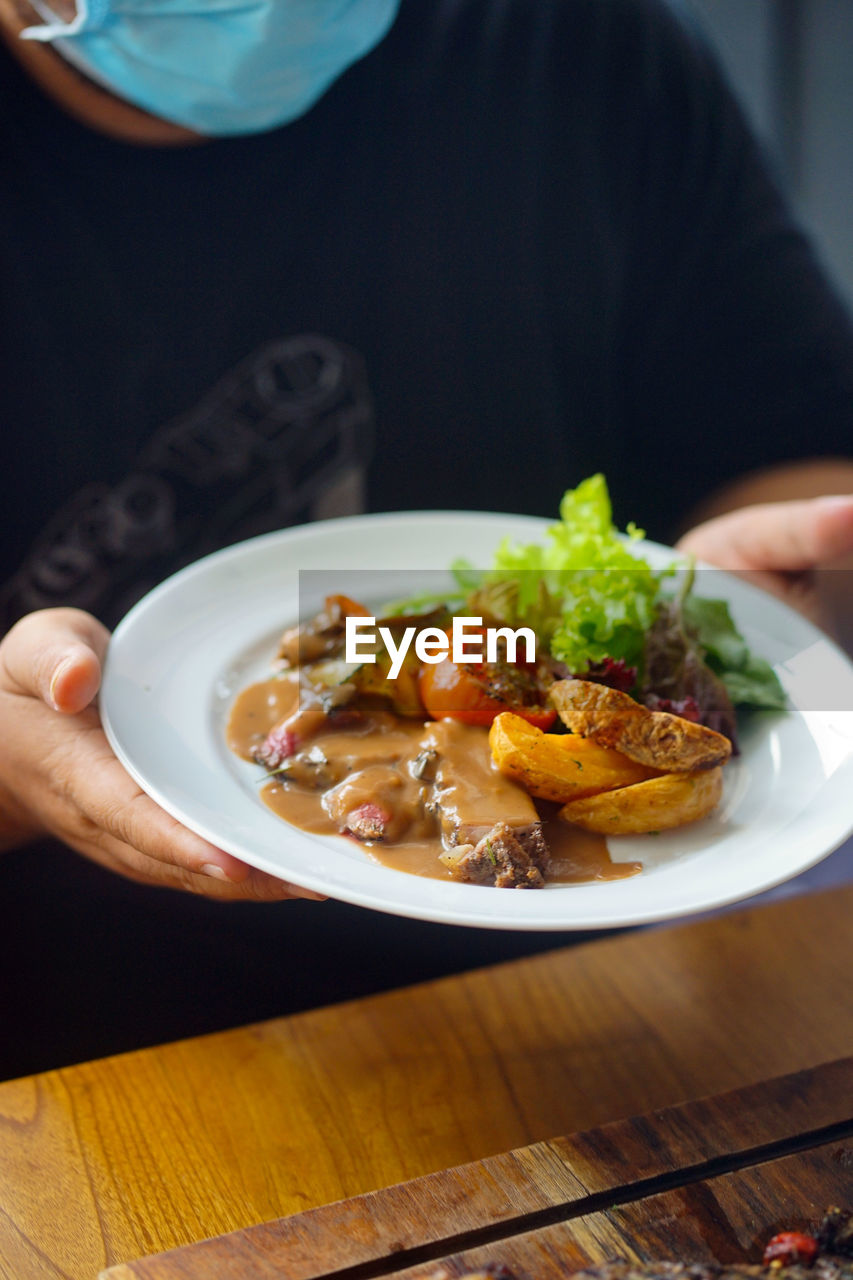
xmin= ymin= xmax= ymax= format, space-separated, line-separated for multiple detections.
xmin=682 ymin=594 xmax=786 ymax=709
xmin=465 ymin=474 xmax=663 ymax=671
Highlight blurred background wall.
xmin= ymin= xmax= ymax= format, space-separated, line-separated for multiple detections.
xmin=687 ymin=0 xmax=853 ymax=308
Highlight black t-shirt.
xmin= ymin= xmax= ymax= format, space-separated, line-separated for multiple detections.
xmin=2 ymin=0 xmax=852 ymax=632
xmin=1 ymin=0 xmax=853 ymax=1076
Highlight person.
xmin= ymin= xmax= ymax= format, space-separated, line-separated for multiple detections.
xmin=0 ymin=0 xmax=851 ymax=1077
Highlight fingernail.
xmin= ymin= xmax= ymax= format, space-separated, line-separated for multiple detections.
xmin=201 ymin=863 xmax=233 ymax=881
xmin=49 ymin=658 xmax=73 ymax=710
xmin=817 ymin=495 xmax=853 ymax=510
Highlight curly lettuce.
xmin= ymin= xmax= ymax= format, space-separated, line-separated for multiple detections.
xmin=461 ymin=474 xmax=662 ymax=671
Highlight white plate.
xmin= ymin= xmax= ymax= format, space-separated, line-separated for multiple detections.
xmin=101 ymin=512 xmax=853 ymax=931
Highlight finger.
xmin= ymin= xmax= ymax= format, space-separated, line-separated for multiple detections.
xmin=67 ymin=827 xmax=326 ymax=901
xmin=28 ymin=722 xmax=325 ymax=898
xmin=0 ymin=678 xmax=266 ymax=889
xmin=677 ymin=495 xmax=853 ymax=572
xmin=102 ymin=840 xmax=326 ymax=901
xmin=0 ymin=607 xmax=110 ymax=712
xmin=0 ymin=611 xmax=328 ymax=901
xmin=708 ymin=566 xmax=823 ymax=626
xmin=57 ymin=722 xmax=325 ymax=897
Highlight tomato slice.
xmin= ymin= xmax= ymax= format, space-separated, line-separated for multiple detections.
xmin=418 ymin=651 xmax=556 ymax=729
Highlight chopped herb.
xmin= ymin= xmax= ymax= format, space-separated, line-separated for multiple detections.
xmin=261 ymin=765 xmax=291 ymax=781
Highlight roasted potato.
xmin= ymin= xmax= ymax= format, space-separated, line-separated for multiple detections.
xmin=558 ymin=767 xmax=724 ymax=834
xmin=489 ymin=711 xmax=660 ymax=803
xmin=549 ymin=679 xmax=732 ymax=772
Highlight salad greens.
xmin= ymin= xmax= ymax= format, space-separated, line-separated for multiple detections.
xmin=460 ymin=474 xmax=661 ymax=671
xmin=387 ymin=473 xmax=785 ymax=738
xmin=457 ymin=473 xmax=786 ymax=725
xmin=682 ymin=593 xmax=786 ymax=710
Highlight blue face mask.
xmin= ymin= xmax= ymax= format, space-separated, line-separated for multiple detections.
xmin=20 ymin=0 xmax=401 ymax=136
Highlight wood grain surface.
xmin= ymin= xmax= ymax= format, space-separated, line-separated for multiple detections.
xmin=301 ymin=1140 xmax=853 ymax=1280
xmin=112 ymin=1141 xmax=853 ymax=1280
xmin=99 ymin=1058 xmax=853 ymax=1279
xmin=1 ymin=886 xmax=853 ymax=1280
xmin=363 ymin=1140 xmax=853 ymax=1280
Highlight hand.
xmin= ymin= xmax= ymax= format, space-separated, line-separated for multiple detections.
xmin=0 ymin=608 xmax=324 ymax=900
xmin=676 ymin=495 xmax=853 ymax=637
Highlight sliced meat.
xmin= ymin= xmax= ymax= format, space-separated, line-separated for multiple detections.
xmin=322 ymin=763 xmax=426 ymax=843
xmin=515 ymin=823 xmax=550 ymax=870
xmin=440 ymin=821 xmax=546 ymax=888
xmin=251 ymin=723 xmax=297 ymax=770
xmin=278 ymin=624 xmax=338 ymax=667
xmin=277 ymin=594 xmax=369 ymax=667
xmin=549 ymin=678 xmax=732 ymax=772
xmin=251 ymin=681 xmax=354 ymax=769
xmin=342 ymin=801 xmax=392 ymax=841
xmin=421 ymin=719 xmax=548 ymax=858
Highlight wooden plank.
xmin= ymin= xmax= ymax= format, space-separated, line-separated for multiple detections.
xmin=322 ymin=1138 xmax=853 ymax=1280
xmin=99 ymin=1057 xmax=853 ymax=1280
xmin=5 ymin=886 xmax=853 ymax=1280
xmin=374 ymin=1138 xmax=853 ymax=1280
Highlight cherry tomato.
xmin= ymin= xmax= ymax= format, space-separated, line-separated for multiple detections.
xmin=418 ymin=646 xmax=556 ymax=730
xmin=763 ymin=1233 xmax=820 ymax=1267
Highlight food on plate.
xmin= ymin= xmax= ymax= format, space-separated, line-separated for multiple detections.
xmin=432 ymin=1210 xmax=853 ymax=1280
xmin=228 ymin=691 xmax=581 ymax=890
xmin=417 ymin=632 xmax=557 ymax=729
xmin=439 ymin=820 xmax=548 ymax=888
xmin=227 ymin=476 xmax=785 ymax=888
xmin=557 ymin=766 xmax=724 ymax=834
xmin=488 ymin=711 xmax=660 ymax=802
xmin=548 ymin=678 xmax=732 ymax=772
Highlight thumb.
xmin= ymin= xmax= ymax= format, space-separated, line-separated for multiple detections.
xmin=677 ymin=495 xmax=853 ymax=572
xmin=0 ymin=608 xmax=110 ymax=713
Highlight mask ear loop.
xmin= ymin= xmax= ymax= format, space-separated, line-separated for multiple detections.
xmin=19 ymin=0 xmax=121 ymax=96
xmin=20 ymin=0 xmax=108 ymax=41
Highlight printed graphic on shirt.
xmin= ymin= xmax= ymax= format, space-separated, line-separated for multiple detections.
xmin=0 ymin=334 xmax=374 ymax=630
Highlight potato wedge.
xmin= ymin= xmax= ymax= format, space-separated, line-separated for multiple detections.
xmin=489 ymin=711 xmax=660 ymax=803
xmin=549 ymin=679 xmax=732 ymax=772
xmin=558 ymin=767 xmax=723 ymax=834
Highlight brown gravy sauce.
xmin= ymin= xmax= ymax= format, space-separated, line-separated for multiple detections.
xmin=227 ymin=676 xmax=641 ymax=886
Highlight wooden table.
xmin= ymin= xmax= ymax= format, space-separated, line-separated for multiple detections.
xmin=1 ymin=884 xmax=852 ymax=1280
